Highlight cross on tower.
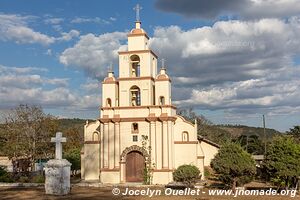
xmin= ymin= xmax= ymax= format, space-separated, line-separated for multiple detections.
xmin=107 ymin=62 xmax=113 ymax=72
xmin=51 ymin=132 xmax=66 ymax=160
xmin=161 ymin=58 xmax=166 ymax=69
xmin=133 ymin=4 xmax=142 ymax=21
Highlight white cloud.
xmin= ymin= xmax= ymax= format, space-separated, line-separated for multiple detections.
xmin=57 ymin=30 xmax=80 ymax=42
xmin=149 ymin=19 xmax=300 ymax=116
xmin=52 ymin=24 xmax=63 ymax=32
xmin=0 ymin=14 xmax=55 ymax=45
xmin=0 ymin=14 xmax=80 ymax=45
xmin=44 ymin=17 xmax=64 ymax=24
xmin=58 ymin=17 xmax=300 ymax=118
xmin=44 ymin=17 xmax=64 ymax=32
xmin=0 ymin=65 xmax=102 ymax=111
xmin=80 ymin=78 xmax=100 ymax=93
xmin=149 ymin=18 xmax=300 ymax=86
xmin=45 ymin=49 xmax=52 ymax=56
xmin=0 ymin=70 xmax=68 ymax=89
xmin=177 ymin=67 xmax=300 ymax=115
xmin=109 ymin=17 xmax=117 ymax=21
xmin=45 ymin=78 xmax=69 ymax=87
xmin=71 ymin=17 xmax=110 ymax=24
xmin=0 ymin=87 xmax=77 ymax=109
xmin=0 ymin=65 xmax=48 ymax=74
xmin=59 ymin=32 xmax=127 ymax=78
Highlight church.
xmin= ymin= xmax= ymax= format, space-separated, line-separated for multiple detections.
xmin=81 ymin=10 xmax=219 ymax=184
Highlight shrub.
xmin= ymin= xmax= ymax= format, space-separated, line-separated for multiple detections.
xmin=64 ymin=148 xmax=80 ymax=176
xmin=204 ymin=166 xmax=214 ymax=178
xmin=173 ymin=164 xmax=200 ymax=186
xmin=0 ymin=166 xmax=13 ymax=182
xmin=18 ymin=176 xmax=29 ymax=183
xmin=31 ymin=174 xmax=45 ymax=183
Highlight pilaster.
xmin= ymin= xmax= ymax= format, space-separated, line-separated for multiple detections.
xmin=162 ymin=121 xmax=168 ymax=168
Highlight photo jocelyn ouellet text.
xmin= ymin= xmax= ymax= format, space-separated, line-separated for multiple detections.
xmin=111 ymin=187 xmax=297 ymax=198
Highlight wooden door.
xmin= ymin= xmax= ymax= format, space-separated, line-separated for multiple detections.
xmin=126 ymin=151 xmax=145 ymax=182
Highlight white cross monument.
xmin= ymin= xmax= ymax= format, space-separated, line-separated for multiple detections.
xmin=45 ymin=131 xmax=71 ymax=195
xmin=51 ymin=132 xmax=66 ymax=160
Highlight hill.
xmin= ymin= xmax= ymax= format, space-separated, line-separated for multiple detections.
xmin=198 ymin=124 xmax=281 ymax=147
xmin=56 ymin=118 xmax=92 ymax=132
xmin=216 ymin=124 xmax=281 ymax=138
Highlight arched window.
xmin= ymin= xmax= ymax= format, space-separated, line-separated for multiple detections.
xmin=132 ymin=123 xmax=139 ymax=133
xmin=106 ymin=98 xmax=112 ymax=107
xmin=159 ymin=96 xmax=165 ymax=105
xmin=130 ymin=55 xmax=140 ymax=77
xmin=93 ymin=132 xmax=99 ymax=141
xmin=130 ymin=86 xmax=141 ymax=106
xmin=182 ymin=131 xmax=189 ymax=142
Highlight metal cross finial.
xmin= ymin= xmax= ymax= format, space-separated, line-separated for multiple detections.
xmin=133 ymin=4 xmax=142 ymax=21
xmin=107 ymin=62 xmax=113 ymax=73
xmin=161 ymin=58 xmax=166 ymax=69
xmin=51 ymin=132 xmax=66 ymax=160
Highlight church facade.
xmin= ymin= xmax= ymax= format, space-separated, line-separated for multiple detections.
xmin=81 ymin=19 xmax=219 ymax=184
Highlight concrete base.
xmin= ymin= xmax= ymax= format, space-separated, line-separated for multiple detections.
xmin=44 ymin=159 xmax=71 ymax=195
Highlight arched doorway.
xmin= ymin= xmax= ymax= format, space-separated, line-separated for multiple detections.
xmin=126 ymin=151 xmax=145 ymax=182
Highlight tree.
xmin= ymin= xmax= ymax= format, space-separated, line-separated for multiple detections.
xmin=263 ymin=136 xmax=300 ymax=189
xmin=64 ymin=148 xmax=81 ymax=176
xmin=287 ymin=126 xmax=300 ymax=141
xmin=63 ymin=127 xmax=83 ymax=152
xmin=177 ymin=107 xmax=231 ymax=144
xmin=1 ymin=104 xmax=58 ymax=171
xmin=177 ymin=107 xmax=212 ymax=125
xmin=211 ymin=142 xmax=256 ymax=190
xmin=236 ymin=135 xmax=264 ymax=154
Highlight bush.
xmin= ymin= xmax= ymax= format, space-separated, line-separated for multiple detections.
xmin=0 ymin=166 xmax=13 ymax=182
xmin=173 ymin=164 xmax=200 ymax=186
xmin=204 ymin=166 xmax=213 ymax=178
xmin=31 ymin=174 xmax=45 ymax=183
xmin=18 ymin=176 xmax=29 ymax=183
xmin=64 ymin=148 xmax=80 ymax=176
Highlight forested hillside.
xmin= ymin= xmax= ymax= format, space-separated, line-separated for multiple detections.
xmin=0 ymin=116 xmax=282 ymax=156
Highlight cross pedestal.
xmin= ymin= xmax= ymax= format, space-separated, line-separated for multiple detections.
xmin=45 ymin=132 xmax=71 ymax=195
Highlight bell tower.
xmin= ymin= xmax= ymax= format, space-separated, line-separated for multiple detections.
xmin=117 ymin=4 xmax=159 ymax=107
xmin=101 ymin=4 xmax=171 ymax=109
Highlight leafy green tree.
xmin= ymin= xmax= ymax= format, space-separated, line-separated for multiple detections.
xmin=211 ymin=142 xmax=256 ymax=190
xmin=263 ymin=136 xmax=300 ymax=189
xmin=64 ymin=148 xmax=81 ymax=176
xmin=287 ymin=126 xmax=300 ymax=141
xmin=237 ymin=135 xmax=264 ymax=154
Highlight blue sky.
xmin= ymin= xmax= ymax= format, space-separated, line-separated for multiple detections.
xmin=0 ymin=0 xmax=300 ymax=132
